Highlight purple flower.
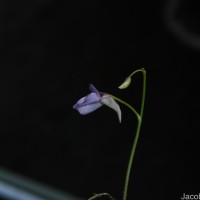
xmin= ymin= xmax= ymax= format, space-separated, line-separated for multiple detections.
xmin=73 ymin=84 xmax=121 ymax=123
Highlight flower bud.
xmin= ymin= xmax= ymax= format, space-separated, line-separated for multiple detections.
xmin=118 ymin=77 xmax=131 ymax=89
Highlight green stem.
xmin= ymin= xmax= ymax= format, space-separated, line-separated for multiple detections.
xmin=123 ymin=117 xmax=141 ymax=200
xmin=138 ymin=68 xmax=146 ymax=118
xmin=110 ymin=95 xmax=141 ymax=121
xmin=112 ymin=68 xmax=146 ymax=200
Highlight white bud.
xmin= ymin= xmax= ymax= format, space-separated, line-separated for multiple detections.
xmin=118 ymin=77 xmax=131 ymax=89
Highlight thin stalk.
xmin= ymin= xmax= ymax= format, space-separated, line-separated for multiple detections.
xmin=111 ymin=95 xmax=141 ymax=121
xmin=123 ymin=117 xmax=141 ymax=200
xmin=113 ymin=68 xmax=146 ymax=200
xmin=139 ymin=69 xmax=146 ymax=118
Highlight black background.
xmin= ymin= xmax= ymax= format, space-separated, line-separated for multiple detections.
xmin=0 ymin=0 xmax=199 ymax=200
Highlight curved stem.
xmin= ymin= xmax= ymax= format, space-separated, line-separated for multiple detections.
xmin=111 ymin=95 xmax=141 ymax=121
xmin=129 ymin=68 xmax=144 ymax=80
xmin=113 ymin=68 xmax=146 ymax=200
xmin=139 ymin=69 xmax=146 ymax=118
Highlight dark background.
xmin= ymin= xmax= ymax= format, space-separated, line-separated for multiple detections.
xmin=0 ymin=0 xmax=199 ymax=200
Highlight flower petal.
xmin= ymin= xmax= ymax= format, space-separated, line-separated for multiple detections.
xmin=75 ymin=102 xmax=103 ymax=115
xmin=89 ymin=84 xmax=101 ymax=97
xmin=73 ymin=96 xmax=87 ymax=109
xmin=82 ymin=92 xmax=101 ymax=106
xmin=73 ymin=92 xmax=102 ymax=115
xmin=73 ymin=92 xmax=101 ymax=109
xmin=101 ymin=95 xmax=122 ymax=123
